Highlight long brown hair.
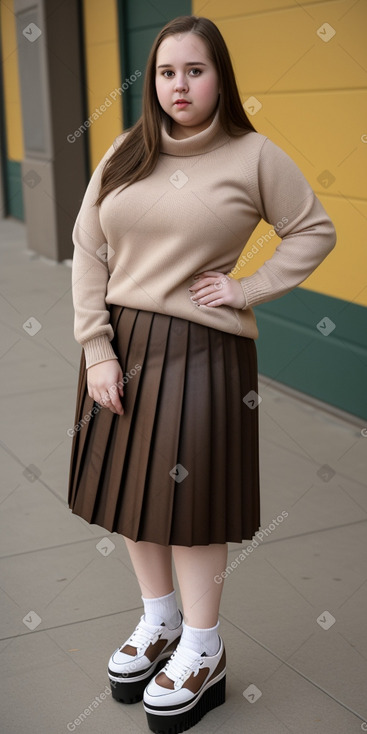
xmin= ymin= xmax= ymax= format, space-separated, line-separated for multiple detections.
xmin=95 ymin=15 xmax=256 ymax=206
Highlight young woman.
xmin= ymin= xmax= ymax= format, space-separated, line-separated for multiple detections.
xmin=68 ymin=15 xmax=336 ymax=734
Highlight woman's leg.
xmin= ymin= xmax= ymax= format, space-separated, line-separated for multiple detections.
xmin=108 ymin=538 xmax=181 ymax=703
xmin=123 ymin=538 xmax=228 ymax=624
xmin=143 ymin=544 xmax=228 ymax=722
xmin=123 ymin=536 xmax=174 ymax=598
xmin=172 ymin=543 xmax=228 ymax=628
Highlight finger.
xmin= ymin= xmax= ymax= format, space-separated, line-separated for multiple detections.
xmin=189 ymin=277 xmax=209 ymax=290
xmin=107 ymin=386 xmax=124 ymax=415
xmin=110 ymin=392 xmax=124 ymax=415
xmin=102 ymin=397 xmax=120 ymax=415
xmin=108 ymin=381 xmax=123 ymax=400
xmin=89 ymin=385 xmax=123 ymax=415
xmin=190 ymin=284 xmax=209 ymax=298
xmin=191 ymin=283 xmax=226 ymax=301
xmin=109 ymin=403 xmax=122 ymax=415
xmin=99 ymin=387 xmax=123 ymax=415
xmin=197 ymin=295 xmax=223 ymax=307
xmin=189 ymin=278 xmax=217 ymax=294
xmin=193 ymin=275 xmax=227 ymax=291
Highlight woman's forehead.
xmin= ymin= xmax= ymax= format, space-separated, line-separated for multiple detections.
xmin=156 ymin=33 xmax=208 ymax=62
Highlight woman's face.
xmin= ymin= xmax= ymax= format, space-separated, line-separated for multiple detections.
xmin=155 ymin=32 xmax=220 ymax=138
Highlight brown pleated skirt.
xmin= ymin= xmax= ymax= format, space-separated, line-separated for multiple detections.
xmin=67 ymin=305 xmax=260 ymax=546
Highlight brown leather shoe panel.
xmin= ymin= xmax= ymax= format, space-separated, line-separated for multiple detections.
xmin=145 ymin=638 xmax=168 ymax=662
xmin=155 ymin=665 xmax=210 ymax=693
xmin=154 ymin=645 xmax=225 ymax=692
xmin=183 ymin=666 xmax=210 ymax=692
xmin=155 ymin=671 xmax=175 ymax=689
xmin=206 ymin=648 xmax=226 ymax=684
xmin=119 ymin=644 xmax=137 ymax=655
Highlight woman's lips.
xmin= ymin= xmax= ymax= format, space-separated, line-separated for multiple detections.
xmin=174 ymin=101 xmax=190 ymax=108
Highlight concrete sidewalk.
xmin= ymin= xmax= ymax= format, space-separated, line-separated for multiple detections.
xmin=0 ymin=217 xmax=366 ymax=734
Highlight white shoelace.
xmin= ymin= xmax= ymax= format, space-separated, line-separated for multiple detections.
xmin=162 ymin=644 xmax=206 ymax=690
xmin=124 ymin=618 xmax=163 ymax=654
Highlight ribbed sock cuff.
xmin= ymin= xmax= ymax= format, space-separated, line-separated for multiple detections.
xmin=141 ymin=589 xmax=181 ymax=627
xmin=180 ymin=620 xmax=220 ymax=656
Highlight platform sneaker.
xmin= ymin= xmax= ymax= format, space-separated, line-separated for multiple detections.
xmin=143 ymin=636 xmax=226 ymax=733
xmin=108 ymin=610 xmax=183 ymax=704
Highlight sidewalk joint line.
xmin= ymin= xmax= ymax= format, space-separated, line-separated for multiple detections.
xmin=219 ymin=613 xmax=367 ymax=724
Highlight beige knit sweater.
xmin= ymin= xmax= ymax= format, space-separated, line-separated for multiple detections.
xmin=71 ymin=107 xmax=336 ymax=369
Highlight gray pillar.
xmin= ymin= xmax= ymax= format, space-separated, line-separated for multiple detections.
xmin=14 ymin=0 xmax=88 ymax=261
xmin=0 ymin=146 xmax=4 ymax=219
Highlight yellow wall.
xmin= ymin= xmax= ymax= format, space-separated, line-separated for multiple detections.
xmin=82 ymin=0 xmax=122 ymax=170
xmin=0 ymin=0 xmax=24 ymax=160
xmin=193 ymin=0 xmax=367 ymax=306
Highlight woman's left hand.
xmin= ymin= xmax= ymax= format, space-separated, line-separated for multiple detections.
xmin=188 ymin=270 xmax=246 ymax=309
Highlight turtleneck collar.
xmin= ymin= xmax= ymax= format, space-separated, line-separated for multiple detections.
xmin=160 ymin=106 xmax=230 ymax=156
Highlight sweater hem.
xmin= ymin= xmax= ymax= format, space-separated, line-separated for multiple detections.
xmin=82 ymin=335 xmax=118 ymax=370
xmin=239 ymin=274 xmax=272 ymax=309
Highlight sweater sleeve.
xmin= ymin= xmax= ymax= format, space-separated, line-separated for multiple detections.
xmin=238 ymin=137 xmax=337 ymax=310
xmin=71 ymin=141 xmax=120 ymax=369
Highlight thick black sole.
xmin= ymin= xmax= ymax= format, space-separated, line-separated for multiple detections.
xmin=109 ymin=657 xmax=168 ymax=704
xmin=145 ymin=674 xmax=226 ymax=733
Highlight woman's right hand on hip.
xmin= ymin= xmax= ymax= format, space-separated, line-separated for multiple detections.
xmin=87 ymin=359 xmax=124 ymax=415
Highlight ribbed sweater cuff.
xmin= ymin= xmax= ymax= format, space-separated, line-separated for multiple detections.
xmin=239 ymin=273 xmax=271 ymax=310
xmin=82 ymin=335 xmax=118 ymax=370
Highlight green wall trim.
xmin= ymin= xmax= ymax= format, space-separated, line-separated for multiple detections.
xmin=4 ymin=159 xmax=24 ymax=220
xmin=254 ymin=289 xmax=367 ymax=420
xmin=117 ymin=0 xmax=192 ymax=128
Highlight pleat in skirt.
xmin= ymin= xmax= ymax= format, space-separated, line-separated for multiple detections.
xmin=67 ymin=305 xmax=260 ymax=546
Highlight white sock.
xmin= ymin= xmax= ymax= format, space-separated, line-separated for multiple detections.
xmin=141 ymin=590 xmax=181 ymax=628
xmin=180 ymin=620 xmax=220 ymax=656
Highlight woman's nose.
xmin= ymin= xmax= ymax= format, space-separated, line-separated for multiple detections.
xmin=174 ymin=75 xmax=188 ymax=92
